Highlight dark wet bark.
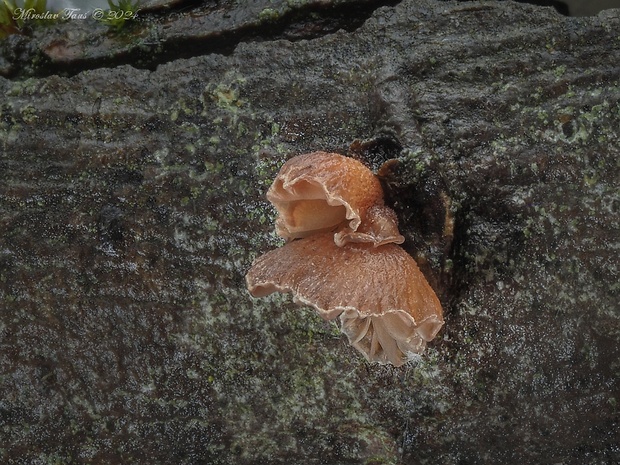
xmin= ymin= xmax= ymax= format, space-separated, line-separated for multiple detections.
xmin=1 ymin=0 xmax=619 ymax=463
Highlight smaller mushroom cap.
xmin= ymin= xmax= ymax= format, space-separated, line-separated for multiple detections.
xmin=266 ymin=152 xmax=384 ymax=241
xmin=334 ymin=204 xmax=405 ymax=247
xmin=246 ymin=233 xmax=444 ymax=366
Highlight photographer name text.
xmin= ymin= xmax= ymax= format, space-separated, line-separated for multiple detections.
xmin=13 ymin=7 xmax=140 ymax=21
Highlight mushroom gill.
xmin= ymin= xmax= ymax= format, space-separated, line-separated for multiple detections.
xmin=246 ymin=233 xmax=444 ymax=366
xmin=267 ymin=151 xmax=385 ymax=242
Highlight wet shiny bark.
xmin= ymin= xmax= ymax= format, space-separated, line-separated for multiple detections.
xmin=1 ymin=0 xmax=619 ymax=463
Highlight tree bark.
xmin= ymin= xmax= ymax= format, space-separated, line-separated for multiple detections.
xmin=1 ymin=0 xmax=619 ymax=463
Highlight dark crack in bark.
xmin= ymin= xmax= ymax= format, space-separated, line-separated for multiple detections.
xmin=0 ymin=0 xmax=401 ymax=79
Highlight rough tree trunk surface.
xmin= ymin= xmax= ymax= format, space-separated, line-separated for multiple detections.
xmin=1 ymin=0 xmax=619 ymax=463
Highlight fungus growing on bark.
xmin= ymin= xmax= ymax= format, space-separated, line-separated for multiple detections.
xmin=267 ymin=151 xmax=387 ymax=244
xmin=246 ymin=233 xmax=444 ymax=366
xmin=247 ymin=151 xmax=444 ymax=366
xmin=335 ymin=204 xmax=404 ymax=247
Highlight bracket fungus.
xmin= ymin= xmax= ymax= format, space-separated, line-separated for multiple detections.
xmin=246 ymin=151 xmax=444 ymax=366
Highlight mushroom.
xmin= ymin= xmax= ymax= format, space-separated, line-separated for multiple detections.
xmin=248 ymin=151 xmax=445 ymax=366
xmin=334 ymin=204 xmax=404 ymax=247
xmin=267 ymin=151 xmax=399 ymax=246
xmin=246 ymin=233 xmax=444 ymax=366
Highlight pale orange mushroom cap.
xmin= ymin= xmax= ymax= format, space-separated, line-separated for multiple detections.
xmin=246 ymin=233 xmax=444 ymax=366
xmin=266 ymin=152 xmax=385 ymax=242
xmin=334 ymin=204 xmax=405 ymax=247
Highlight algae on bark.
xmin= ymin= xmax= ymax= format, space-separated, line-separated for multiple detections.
xmin=0 ymin=0 xmax=619 ymax=463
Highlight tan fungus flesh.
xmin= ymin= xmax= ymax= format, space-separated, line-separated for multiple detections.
xmin=334 ymin=204 xmax=404 ymax=247
xmin=267 ymin=152 xmax=384 ymax=242
xmin=246 ymin=233 xmax=444 ymax=366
